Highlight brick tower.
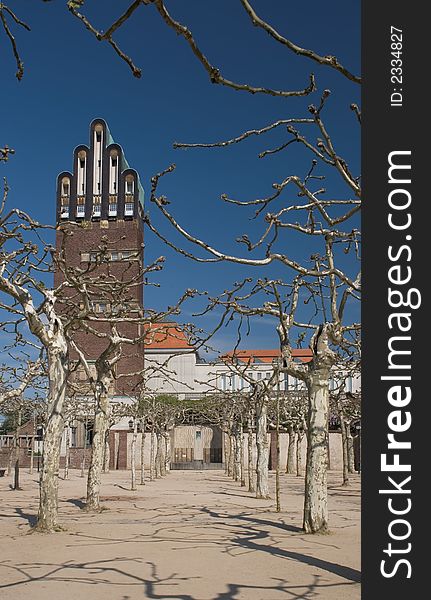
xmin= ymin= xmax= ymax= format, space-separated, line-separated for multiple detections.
xmin=54 ymin=119 xmax=145 ymax=397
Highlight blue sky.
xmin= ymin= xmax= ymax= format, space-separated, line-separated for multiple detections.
xmin=0 ymin=1 xmax=360 ymax=354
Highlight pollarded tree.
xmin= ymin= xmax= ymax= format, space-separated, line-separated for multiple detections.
xmin=3 ymin=1 xmax=360 ymax=534
xmin=202 ymin=273 xmax=360 ymax=532
xmin=0 ymin=195 xmax=200 ymax=526
xmin=134 ymin=5 xmax=361 ymax=534
xmin=329 ymin=366 xmax=361 ymax=486
xmin=196 ymin=362 xmax=278 ymax=500
xmin=0 ymin=204 xmax=75 ymax=532
xmin=54 ymin=229 xmax=200 ymax=511
xmin=142 ymin=61 xmax=360 ymax=534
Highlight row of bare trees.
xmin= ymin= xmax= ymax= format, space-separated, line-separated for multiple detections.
xmin=0 ymin=196 xmax=203 ymax=530
xmin=2 ymin=1 xmax=360 ymax=535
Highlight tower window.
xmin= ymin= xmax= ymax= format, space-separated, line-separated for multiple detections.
xmin=109 ymin=150 xmax=119 ymax=195
xmin=91 ymin=301 xmax=108 ymax=314
xmin=93 ymin=125 xmax=103 ymax=196
xmin=125 ymin=175 xmax=135 ymax=196
xmin=60 ymin=189 xmax=69 ymax=218
xmin=92 ymin=196 xmax=101 ymax=217
xmin=61 ymin=177 xmax=71 ymax=198
xmin=76 ymin=196 xmax=85 ymax=217
xmin=77 ymin=151 xmax=87 ymax=195
xmin=125 ymin=202 xmax=134 ymax=216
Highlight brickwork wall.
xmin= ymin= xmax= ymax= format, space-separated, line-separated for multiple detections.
xmin=54 ymin=219 xmax=144 ymax=395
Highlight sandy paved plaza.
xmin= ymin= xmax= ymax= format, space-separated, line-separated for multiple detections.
xmin=0 ymin=469 xmax=360 ymax=599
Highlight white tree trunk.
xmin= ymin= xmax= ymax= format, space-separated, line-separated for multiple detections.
xmin=346 ymin=424 xmax=355 ymax=473
xmin=286 ymin=425 xmax=296 ymax=474
xmin=339 ymin=410 xmax=350 ymax=486
xmin=155 ymin=432 xmax=162 ymax=478
xmin=130 ymin=421 xmax=137 ymax=491
xmin=240 ymin=424 xmax=246 ymax=487
xmin=64 ymin=425 xmax=70 ymax=480
xmin=247 ymin=419 xmax=255 ymax=493
xmin=140 ymin=428 xmax=146 ymax=485
xmin=296 ymin=430 xmax=304 ymax=476
xmin=160 ymin=434 xmax=167 ymax=476
xmin=13 ymin=416 xmax=21 ymax=491
xmin=35 ymin=347 xmax=68 ymax=532
xmin=234 ymin=428 xmax=241 ymax=482
xmin=7 ymin=444 xmax=12 ymax=475
xmin=223 ymin=431 xmax=229 ymax=475
xmin=86 ymin=389 xmax=110 ymax=512
xmin=227 ymin=434 xmax=234 ymax=478
xmin=303 ymin=368 xmax=330 ymax=533
xmin=164 ymin=432 xmax=171 ymax=473
xmin=255 ymin=396 xmax=270 ymax=499
xmin=150 ymin=428 xmax=155 ymax=480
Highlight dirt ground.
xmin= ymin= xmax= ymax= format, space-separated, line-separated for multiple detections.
xmin=0 ymin=468 xmax=360 ymax=600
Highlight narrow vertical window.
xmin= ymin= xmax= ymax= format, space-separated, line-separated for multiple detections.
xmin=60 ymin=177 xmax=70 ymax=218
xmin=93 ymin=124 xmax=103 ymax=196
xmin=61 ymin=177 xmax=70 ymax=198
xmin=109 ymin=150 xmax=118 ymax=194
xmin=125 ymin=175 xmax=134 ymax=195
xmin=220 ymin=374 xmax=226 ymax=391
xmin=77 ymin=151 xmax=86 ymax=196
xmin=124 ymin=174 xmax=135 ymax=215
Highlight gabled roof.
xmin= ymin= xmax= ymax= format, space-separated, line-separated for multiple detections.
xmin=144 ymin=322 xmax=193 ymax=350
xmin=222 ymin=348 xmax=312 ymax=364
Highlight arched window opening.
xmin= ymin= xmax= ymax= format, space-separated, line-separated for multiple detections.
xmin=93 ymin=124 xmax=103 ymax=196
xmin=61 ymin=176 xmax=70 ymax=198
xmin=109 ymin=150 xmax=119 ymax=195
xmin=125 ymin=174 xmax=135 ymax=195
xmin=77 ymin=150 xmax=86 ymax=196
xmin=60 ymin=177 xmax=70 ymax=218
xmin=125 ymin=174 xmax=135 ymax=216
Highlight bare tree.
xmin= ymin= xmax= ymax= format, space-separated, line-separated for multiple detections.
xmin=0 ymin=205 xmax=75 ymax=531
xmin=2 ymin=2 xmax=360 ymax=536
xmin=330 ymin=368 xmax=361 ymax=485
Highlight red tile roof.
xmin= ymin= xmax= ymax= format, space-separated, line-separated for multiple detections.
xmin=222 ymin=348 xmax=312 ymax=364
xmin=144 ymin=322 xmax=193 ymax=350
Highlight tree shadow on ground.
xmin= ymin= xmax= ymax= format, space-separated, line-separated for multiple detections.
xmin=200 ymin=507 xmax=359 ymax=583
xmin=65 ymin=498 xmax=86 ymax=509
xmin=201 ymin=506 xmax=302 ymax=534
xmin=0 ymin=557 xmax=358 ymax=599
xmin=213 ymin=490 xmax=270 ymax=500
xmin=14 ymin=507 xmax=37 ymax=527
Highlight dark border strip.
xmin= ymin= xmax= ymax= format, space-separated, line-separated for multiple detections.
xmin=362 ymin=1 xmax=427 ymax=596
